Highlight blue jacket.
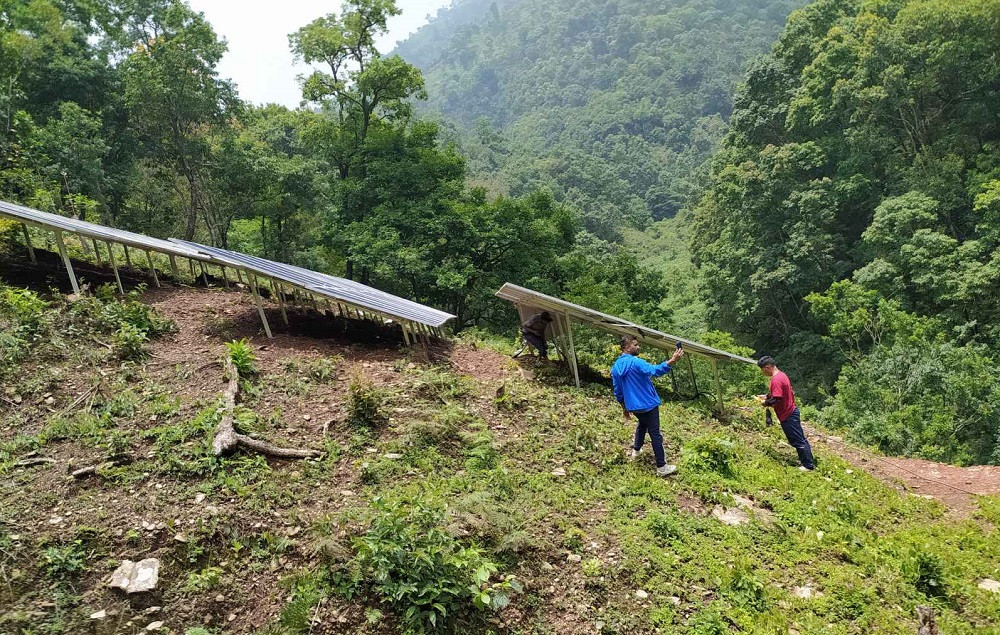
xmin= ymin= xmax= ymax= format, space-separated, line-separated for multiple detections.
xmin=611 ymin=354 xmax=673 ymax=413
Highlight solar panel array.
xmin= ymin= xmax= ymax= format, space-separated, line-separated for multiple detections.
xmin=496 ymin=283 xmax=754 ymax=364
xmin=171 ymin=239 xmax=455 ymax=328
xmin=0 ymin=199 xmax=455 ymax=330
xmin=0 ymin=200 xmax=203 ymax=259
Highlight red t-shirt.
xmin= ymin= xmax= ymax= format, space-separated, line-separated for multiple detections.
xmin=769 ymin=370 xmax=796 ymax=422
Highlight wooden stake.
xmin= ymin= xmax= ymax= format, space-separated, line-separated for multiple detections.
xmin=107 ymin=241 xmax=124 ymax=294
xmin=21 ymin=223 xmax=36 ymax=263
xmin=145 ymin=250 xmax=160 ymax=288
xmin=54 ymin=230 xmax=80 ymax=294
xmin=247 ymin=274 xmax=273 ymax=339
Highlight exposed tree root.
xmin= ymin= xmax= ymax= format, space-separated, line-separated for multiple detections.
xmin=212 ymin=357 xmax=322 ymax=459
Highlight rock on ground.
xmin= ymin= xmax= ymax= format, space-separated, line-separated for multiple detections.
xmin=109 ymin=558 xmax=160 ymax=593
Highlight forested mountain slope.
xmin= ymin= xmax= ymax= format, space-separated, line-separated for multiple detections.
xmin=396 ymin=0 xmax=804 ymax=239
xmin=692 ymin=0 xmax=1000 ymax=464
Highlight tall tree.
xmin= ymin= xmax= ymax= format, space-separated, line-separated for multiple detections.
xmin=114 ymin=0 xmax=236 ymax=239
xmin=289 ymin=0 xmax=425 ymax=280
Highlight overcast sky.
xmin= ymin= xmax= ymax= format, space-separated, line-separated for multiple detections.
xmin=186 ymin=0 xmax=453 ymax=108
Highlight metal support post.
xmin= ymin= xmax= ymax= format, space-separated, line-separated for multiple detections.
xmin=54 ymin=230 xmax=80 ymax=294
xmin=92 ymin=238 xmax=103 ymax=265
xmin=123 ymin=245 xmax=133 ymax=269
xmin=563 ymin=313 xmax=581 ymax=388
xmin=169 ymin=255 xmax=180 ymax=280
xmin=247 ymin=273 xmax=273 ymax=339
xmin=107 ymin=241 xmax=124 ymax=294
xmin=21 ymin=224 xmax=36 ymax=263
xmin=199 ymin=262 xmax=209 ymax=286
xmin=221 ymin=266 xmax=230 ymax=288
xmin=145 ymin=250 xmax=160 ymax=288
xmin=712 ymin=359 xmax=723 ymax=414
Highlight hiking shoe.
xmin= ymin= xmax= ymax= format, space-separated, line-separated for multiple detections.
xmin=512 ymin=348 xmax=524 ymax=359
xmin=656 ymin=464 xmax=678 ymax=477
xmin=798 ymin=466 xmax=812 ymax=472
xmin=629 ymin=448 xmax=641 ymax=461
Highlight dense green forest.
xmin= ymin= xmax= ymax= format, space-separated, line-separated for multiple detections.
xmin=398 ymin=0 xmax=804 ymax=240
xmin=0 ymin=0 xmax=667 ymax=331
xmin=692 ymin=0 xmax=1000 ymax=463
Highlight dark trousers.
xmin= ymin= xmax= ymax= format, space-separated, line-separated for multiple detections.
xmin=522 ymin=330 xmax=548 ymax=359
xmin=780 ymin=408 xmax=815 ymax=469
xmin=633 ymin=407 xmax=666 ymax=467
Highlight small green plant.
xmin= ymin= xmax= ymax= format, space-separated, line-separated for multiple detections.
xmin=113 ymin=322 xmax=149 ymax=360
xmin=40 ymin=540 xmax=88 ymax=580
xmin=562 ymin=527 xmax=586 ymax=552
xmin=683 ymin=435 xmax=740 ymax=478
xmin=226 ymin=338 xmax=257 ymax=376
xmin=185 ymin=566 xmax=224 ymax=592
xmin=346 ymin=372 xmax=387 ymax=430
xmin=723 ymin=561 xmax=768 ymax=612
xmin=337 ymin=497 xmax=519 ymax=632
xmin=305 ymin=356 xmax=342 ymax=382
xmin=902 ymin=545 xmax=948 ymax=598
xmin=646 ymin=509 xmax=683 ymax=541
xmin=581 ymin=558 xmax=602 ymax=577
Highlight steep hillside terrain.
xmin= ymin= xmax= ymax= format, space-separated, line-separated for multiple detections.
xmin=2 ymin=251 xmax=1000 ymax=634
xmin=396 ymin=0 xmax=805 ymax=238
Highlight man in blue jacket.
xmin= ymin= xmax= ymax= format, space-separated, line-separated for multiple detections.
xmin=612 ymin=335 xmax=685 ymax=476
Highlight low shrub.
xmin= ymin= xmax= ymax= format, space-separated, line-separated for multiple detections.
xmin=336 ymin=497 xmax=521 ymax=633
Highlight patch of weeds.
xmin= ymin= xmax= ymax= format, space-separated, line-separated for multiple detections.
xmin=305 ymin=355 xmax=342 ymax=383
xmin=562 ymin=527 xmax=586 ymax=552
xmin=408 ymin=366 xmax=471 ymax=402
xmin=581 ymin=558 xmax=602 ymax=577
xmin=147 ymin=403 xmax=219 ymax=475
xmin=682 ymin=435 xmax=740 ymax=478
xmin=226 ymin=338 xmax=257 ymax=377
xmin=346 ymin=372 xmax=387 ymax=430
xmin=39 ymin=529 xmax=101 ymax=582
xmin=646 ymin=509 xmax=684 ymax=542
xmin=113 ymin=322 xmax=148 ymax=360
xmin=185 ymin=566 xmax=224 ymax=592
xmin=723 ymin=561 xmax=768 ymax=612
xmin=276 ymin=569 xmax=327 ymax=634
xmin=333 ymin=496 xmax=521 ymax=633
xmin=202 ymin=310 xmax=238 ymax=339
xmin=902 ymin=544 xmax=949 ymax=598
xmin=403 ymin=404 xmax=465 ymax=450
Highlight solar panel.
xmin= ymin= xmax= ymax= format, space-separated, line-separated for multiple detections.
xmin=0 ymin=199 xmax=202 ymax=259
xmin=170 ymin=239 xmax=455 ymax=328
xmin=496 ymin=283 xmax=754 ymax=363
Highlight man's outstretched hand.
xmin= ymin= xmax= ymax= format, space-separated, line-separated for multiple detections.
xmin=668 ymin=348 xmax=685 ymax=365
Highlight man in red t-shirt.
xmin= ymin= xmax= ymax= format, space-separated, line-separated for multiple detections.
xmin=756 ymin=356 xmax=815 ymax=471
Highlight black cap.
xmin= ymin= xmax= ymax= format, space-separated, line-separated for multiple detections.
xmin=757 ymin=356 xmax=776 ymax=368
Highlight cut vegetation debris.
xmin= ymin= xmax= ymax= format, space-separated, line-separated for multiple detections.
xmin=1 ymin=281 xmax=1000 ymax=634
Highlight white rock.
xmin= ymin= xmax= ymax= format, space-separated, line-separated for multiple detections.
xmin=979 ymin=579 xmax=1000 ymax=593
xmin=730 ymin=494 xmax=754 ymax=509
xmin=634 ymin=589 xmax=649 ymax=600
xmin=384 ymin=453 xmax=403 ymax=460
xmin=146 ymin=621 xmax=164 ymax=631
xmin=711 ymin=505 xmax=749 ymax=526
xmin=551 ymin=467 xmax=567 ymax=477
xmin=194 ymin=493 xmax=206 ymax=504
xmin=567 ymin=553 xmax=582 ymax=563
xmin=667 ymin=596 xmax=681 ymax=605
xmin=792 ymin=586 xmax=814 ymax=599
xmin=109 ymin=558 xmax=160 ymax=593
xmin=90 ymin=610 xmax=107 ymax=620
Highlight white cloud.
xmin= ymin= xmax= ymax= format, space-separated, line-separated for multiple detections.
xmin=186 ymin=0 xmax=451 ymax=108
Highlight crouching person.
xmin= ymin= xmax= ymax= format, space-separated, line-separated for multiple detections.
xmin=612 ymin=335 xmax=685 ymax=476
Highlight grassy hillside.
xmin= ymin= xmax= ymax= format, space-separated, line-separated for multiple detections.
xmin=1 ymin=260 xmax=1000 ymax=633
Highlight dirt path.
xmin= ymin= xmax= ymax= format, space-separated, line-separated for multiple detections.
xmin=807 ymin=426 xmax=1000 ymax=517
